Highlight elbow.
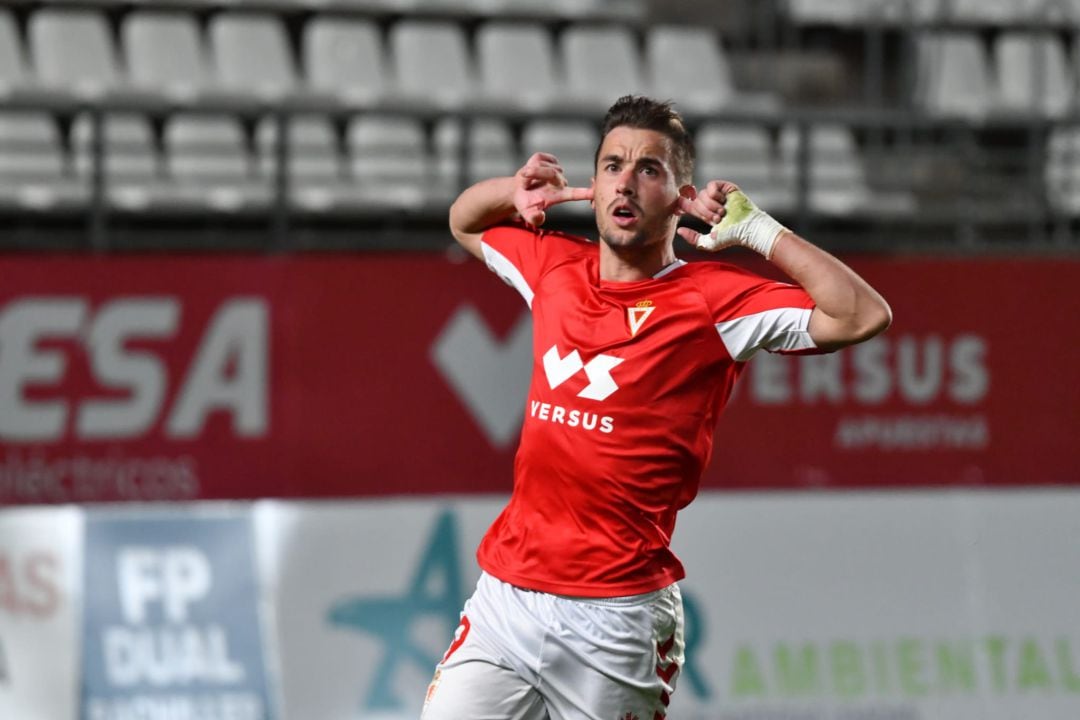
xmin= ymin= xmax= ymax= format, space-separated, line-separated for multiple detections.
xmin=447 ymin=198 xmax=466 ymax=243
xmin=815 ymin=298 xmax=892 ymax=352
xmin=853 ymin=298 xmax=892 ymax=343
xmin=448 ymin=201 xmax=483 ymax=258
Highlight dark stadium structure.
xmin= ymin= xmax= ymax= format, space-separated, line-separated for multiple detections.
xmin=0 ymin=0 xmax=1077 ymax=253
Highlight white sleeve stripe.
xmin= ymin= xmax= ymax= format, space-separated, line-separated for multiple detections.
xmin=480 ymin=241 xmax=534 ymax=309
xmin=715 ymin=307 xmax=816 ymax=362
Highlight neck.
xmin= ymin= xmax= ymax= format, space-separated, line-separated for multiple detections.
xmin=598 ymin=240 xmax=677 ymax=282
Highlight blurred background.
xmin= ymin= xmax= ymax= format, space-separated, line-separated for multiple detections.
xmin=0 ymin=0 xmax=1078 ymax=719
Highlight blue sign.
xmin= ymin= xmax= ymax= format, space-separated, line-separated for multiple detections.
xmin=328 ymin=509 xmax=464 ymax=712
xmin=81 ymin=510 xmax=274 ymax=720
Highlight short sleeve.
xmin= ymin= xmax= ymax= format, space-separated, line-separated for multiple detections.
xmin=695 ymin=263 xmax=820 ymax=362
xmin=480 ymin=222 xmax=589 ymax=309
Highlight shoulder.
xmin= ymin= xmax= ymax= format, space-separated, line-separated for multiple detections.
xmin=483 ymin=221 xmax=596 ymax=264
xmin=677 ymin=258 xmax=770 ymax=295
xmin=677 ymin=258 xmax=810 ymax=316
xmin=483 ymin=220 xmax=586 ymax=244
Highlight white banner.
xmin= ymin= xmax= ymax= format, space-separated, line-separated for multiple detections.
xmin=253 ymin=499 xmax=502 ymax=720
xmin=255 ymin=491 xmax=1080 ymax=720
xmin=670 ymin=490 xmax=1080 ymax=720
xmin=0 ymin=506 xmax=82 ymax=720
xmin=3 ymin=490 xmax=1077 ymax=719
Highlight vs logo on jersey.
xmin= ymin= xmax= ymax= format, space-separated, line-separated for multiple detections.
xmin=628 ymin=300 xmax=656 ymax=337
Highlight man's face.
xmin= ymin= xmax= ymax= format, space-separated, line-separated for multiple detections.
xmin=592 ymin=126 xmax=686 ymax=252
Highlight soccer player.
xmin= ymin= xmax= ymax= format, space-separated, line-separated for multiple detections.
xmin=422 ymin=96 xmax=891 ymax=720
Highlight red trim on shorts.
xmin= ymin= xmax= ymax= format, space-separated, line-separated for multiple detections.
xmin=654 ymin=632 xmax=679 ymax=720
xmin=440 ymin=615 xmax=471 ymax=664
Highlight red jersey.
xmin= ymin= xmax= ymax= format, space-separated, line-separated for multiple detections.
xmin=476 ymin=223 xmax=819 ymax=596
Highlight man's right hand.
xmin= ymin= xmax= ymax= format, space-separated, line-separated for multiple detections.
xmin=513 ymin=153 xmax=593 ymax=226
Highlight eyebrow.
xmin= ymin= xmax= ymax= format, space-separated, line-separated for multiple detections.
xmin=600 ymin=154 xmax=666 ymax=170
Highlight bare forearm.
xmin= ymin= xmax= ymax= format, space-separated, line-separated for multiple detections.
xmin=448 ymin=176 xmax=519 ymax=258
xmin=770 ymin=230 xmax=892 ymax=350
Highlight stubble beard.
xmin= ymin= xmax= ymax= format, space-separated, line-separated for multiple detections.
xmin=596 ymin=211 xmax=671 ymax=257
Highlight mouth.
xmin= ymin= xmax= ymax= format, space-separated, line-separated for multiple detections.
xmin=609 ymin=202 xmax=640 ymax=228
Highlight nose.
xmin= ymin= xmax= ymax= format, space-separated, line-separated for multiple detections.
xmin=615 ymin=168 xmax=635 ymax=196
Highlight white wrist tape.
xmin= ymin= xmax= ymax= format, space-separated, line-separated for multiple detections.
xmin=700 ymin=190 xmax=786 ymax=259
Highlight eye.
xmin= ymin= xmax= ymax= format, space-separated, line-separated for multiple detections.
xmin=605 ymin=162 xmax=619 ymax=172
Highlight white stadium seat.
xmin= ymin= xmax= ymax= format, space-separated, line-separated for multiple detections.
xmin=123 ymin=10 xmax=211 ymax=103
xmin=475 ymin=22 xmax=560 ymax=111
xmin=993 ymin=32 xmax=1072 ymax=118
xmin=210 ymin=12 xmax=298 ymax=101
xmin=914 ymin=33 xmax=993 ymax=120
xmin=389 ymin=20 xmax=476 ymax=110
xmin=559 ymin=25 xmax=647 ymax=112
xmin=695 ymin=123 xmax=794 ymax=216
xmin=29 ymin=8 xmax=123 ymax=99
xmin=347 ymin=114 xmax=433 ymax=208
xmin=303 ymin=16 xmax=388 ymax=106
xmin=164 ymin=114 xmax=269 ymax=212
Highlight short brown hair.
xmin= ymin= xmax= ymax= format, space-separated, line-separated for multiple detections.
xmin=595 ymin=95 xmax=695 ymax=185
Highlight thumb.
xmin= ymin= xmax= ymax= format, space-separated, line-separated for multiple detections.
xmin=676 ymin=227 xmax=702 ymax=247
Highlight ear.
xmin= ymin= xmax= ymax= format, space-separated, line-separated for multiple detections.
xmin=672 ymin=183 xmax=697 ymax=216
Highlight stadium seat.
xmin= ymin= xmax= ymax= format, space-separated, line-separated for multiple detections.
xmin=645 ymin=25 xmax=781 ymax=117
xmin=485 ymin=0 xmax=634 ymax=20
xmin=71 ymin=113 xmax=159 ymax=211
xmin=1046 ymin=127 xmax=1080 ymax=215
xmin=0 ymin=111 xmax=86 ymax=210
xmin=478 ymin=0 xmax=644 ymax=21
xmin=29 ymin=8 xmax=123 ymax=99
xmin=645 ymin=26 xmax=733 ymax=115
xmin=209 ymin=12 xmax=298 ymax=102
xmin=347 ymin=115 xmax=432 ymax=208
xmin=320 ymin=0 xmax=407 ymax=10
xmin=993 ymin=32 xmax=1071 ymax=118
xmin=163 ymin=114 xmax=269 ymax=212
xmin=695 ymin=123 xmax=794 ymax=216
xmin=785 ymin=0 xmax=866 ymax=25
xmin=948 ymin=0 xmax=1015 ymax=23
xmin=475 ymin=22 xmax=560 ymax=111
xmin=255 ymin=114 xmax=346 ymax=212
xmin=779 ymin=124 xmax=898 ymax=217
xmin=559 ymin=25 xmax=647 ymax=112
xmin=434 ymin=117 xmax=518 ymax=193
xmin=520 ymin=119 xmax=598 ymax=216
xmin=867 ymin=0 xmax=944 ymax=24
xmin=388 ymin=20 xmax=476 ymax=110
xmin=944 ymin=0 xmax=1079 ymax=23
xmin=0 ymin=9 xmax=33 ymax=98
xmin=303 ymin=16 xmax=387 ymax=106
xmin=1076 ymin=30 xmax=1080 ymax=104
xmin=123 ymin=10 xmax=211 ymax=103
xmin=913 ymin=33 xmax=992 ymax=120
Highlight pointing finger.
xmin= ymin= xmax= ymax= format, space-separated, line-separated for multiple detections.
xmin=560 ymin=186 xmax=593 ymax=202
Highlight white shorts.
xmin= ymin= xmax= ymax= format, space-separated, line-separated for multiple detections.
xmin=421 ymin=572 xmax=685 ymax=720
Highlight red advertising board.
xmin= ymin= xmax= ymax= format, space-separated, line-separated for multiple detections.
xmin=0 ymin=253 xmax=1076 ymax=503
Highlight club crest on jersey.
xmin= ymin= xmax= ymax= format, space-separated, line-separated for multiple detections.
xmin=627 ymin=300 xmax=656 ymax=337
